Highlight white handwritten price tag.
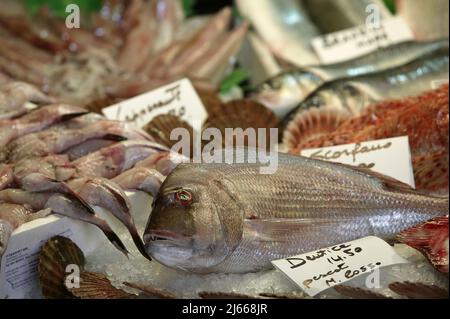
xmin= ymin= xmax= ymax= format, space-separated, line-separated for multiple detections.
xmin=431 ymin=79 xmax=449 ymax=89
xmin=311 ymin=17 xmax=414 ymax=64
xmin=300 ymin=136 xmax=415 ymax=187
xmin=102 ymin=78 xmax=208 ymax=128
xmin=272 ymin=236 xmax=408 ymax=297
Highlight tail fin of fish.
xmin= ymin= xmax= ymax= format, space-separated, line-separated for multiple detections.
xmin=74 ymin=178 xmax=151 ymax=261
xmin=45 ymin=193 xmax=129 ymax=256
xmin=396 ymin=216 xmax=449 ymax=274
xmin=103 ymin=134 xmax=128 ymax=142
xmin=59 ymin=111 xmax=89 ymax=122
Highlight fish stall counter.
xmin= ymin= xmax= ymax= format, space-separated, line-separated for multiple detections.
xmin=0 ymin=191 xmax=152 ymax=299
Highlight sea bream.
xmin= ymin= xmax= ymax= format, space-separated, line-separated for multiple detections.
xmin=144 ymin=150 xmax=448 ymax=273
xmin=251 ymin=39 xmax=449 ymax=118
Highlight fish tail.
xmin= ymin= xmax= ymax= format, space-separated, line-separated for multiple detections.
xmin=396 ymin=216 xmax=449 ymax=273
xmin=76 ymin=178 xmax=149 ymax=259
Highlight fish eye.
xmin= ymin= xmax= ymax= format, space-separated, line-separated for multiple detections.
xmin=175 ymin=190 xmax=193 ymax=206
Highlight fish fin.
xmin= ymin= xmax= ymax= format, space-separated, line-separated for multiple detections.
xmin=59 ymin=111 xmax=88 ymax=122
xmin=54 ymin=181 xmax=98 ymax=216
xmin=45 ymin=194 xmax=129 ymax=256
xmin=388 ymin=282 xmax=449 ymax=299
xmin=85 ymin=178 xmax=151 ymax=261
xmin=84 ymin=215 xmax=130 ymax=257
xmin=244 ymin=217 xmax=343 ymax=242
xmin=328 ymin=161 xmax=417 ymax=193
xmin=103 ymin=134 xmax=128 ymax=142
xmin=396 ymin=216 xmax=449 ymax=247
xmin=28 ymin=208 xmax=53 ymax=222
xmin=396 ymin=216 xmax=449 ymax=273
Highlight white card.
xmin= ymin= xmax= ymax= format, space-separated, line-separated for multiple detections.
xmin=431 ymin=79 xmax=449 ymax=89
xmin=102 ymin=78 xmax=208 ymax=128
xmin=311 ymin=17 xmax=414 ymax=64
xmin=300 ymin=136 xmax=415 ymax=188
xmin=272 ymin=236 xmax=408 ymax=297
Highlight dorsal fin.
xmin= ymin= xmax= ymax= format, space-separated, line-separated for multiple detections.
xmin=327 ymin=161 xmax=418 ymax=194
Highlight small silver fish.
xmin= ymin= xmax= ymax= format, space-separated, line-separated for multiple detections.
xmin=144 ymin=150 xmax=448 ymax=273
xmin=283 ymin=46 xmax=449 ymax=124
xmin=252 ymin=39 xmax=449 ymax=118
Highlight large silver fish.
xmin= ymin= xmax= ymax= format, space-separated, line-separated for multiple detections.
xmin=251 ymin=39 xmax=449 ymax=118
xmin=236 ymin=0 xmax=321 ymax=67
xmin=283 ymin=45 xmax=449 ymax=124
xmin=303 ymin=0 xmax=392 ymax=33
xmin=144 ymin=150 xmax=448 ymax=273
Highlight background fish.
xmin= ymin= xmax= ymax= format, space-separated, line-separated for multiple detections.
xmin=251 ymin=39 xmax=449 ymax=118
xmin=303 ymin=0 xmax=392 ymax=33
xmin=144 ymin=150 xmax=448 ymax=273
xmin=236 ymin=0 xmax=321 ymax=67
xmin=284 ymin=47 xmax=449 ymax=123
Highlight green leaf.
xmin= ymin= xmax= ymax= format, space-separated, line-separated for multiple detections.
xmin=181 ymin=0 xmax=197 ymax=18
xmin=220 ymin=68 xmax=249 ymax=94
xmin=383 ymin=0 xmax=396 ymax=14
xmin=23 ymin=0 xmax=102 ymax=19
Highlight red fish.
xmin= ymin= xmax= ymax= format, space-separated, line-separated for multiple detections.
xmin=397 ymin=216 xmax=449 ymax=274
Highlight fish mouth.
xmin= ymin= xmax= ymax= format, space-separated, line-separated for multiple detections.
xmin=144 ymin=230 xmax=192 ymax=246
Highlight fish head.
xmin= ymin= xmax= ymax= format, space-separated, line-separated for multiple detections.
xmin=144 ymin=165 xmax=243 ymax=272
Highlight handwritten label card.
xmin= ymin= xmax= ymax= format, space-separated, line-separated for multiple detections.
xmin=300 ymin=136 xmax=415 ymax=187
xmin=272 ymin=236 xmax=408 ymax=297
xmin=431 ymin=79 xmax=449 ymax=89
xmin=311 ymin=17 xmax=414 ymax=64
xmin=102 ymin=78 xmax=208 ymax=128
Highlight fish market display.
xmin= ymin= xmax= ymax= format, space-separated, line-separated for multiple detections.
xmin=283 ymin=47 xmax=449 ymax=124
xmin=303 ymin=0 xmax=392 ymax=33
xmin=286 ymin=85 xmax=449 ymax=193
xmin=0 ymin=85 xmax=189 ymax=265
xmin=397 ymin=0 xmax=449 ymax=41
xmin=144 ymin=149 xmax=448 ymax=273
xmin=236 ymin=0 xmax=321 ymax=67
xmin=0 ymin=2 xmax=247 ymax=107
xmin=0 ymin=104 xmax=87 ymax=147
xmin=251 ymin=39 xmax=449 ymax=118
xmin=0 ymin=0 xmax=449 ymax=301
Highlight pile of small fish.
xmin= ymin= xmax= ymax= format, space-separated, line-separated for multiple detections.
xmin=0 ymin=1 xmax=247 ymax=107
xmin=251 ymin=39 xmax=449 ymax=118
xmin=0 ymin=81 xmax=188 ymax=263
